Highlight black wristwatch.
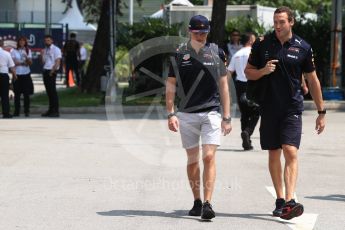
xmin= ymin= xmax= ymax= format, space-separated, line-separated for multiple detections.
xmin=222 ymin=116 xmax=232 ymax=123
xmin=167 ymin=112 xmax=176 ymax=119
xmin=318 ymin=109 xmax=326 ymax=115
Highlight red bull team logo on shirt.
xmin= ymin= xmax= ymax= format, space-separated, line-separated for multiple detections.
xmin=183 ymin=54 xmax=190 ymax=60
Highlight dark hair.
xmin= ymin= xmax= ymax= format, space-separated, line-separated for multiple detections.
xmin=274 ymin=6 xmax=294 ymax=22
xmin=229 ymin=29 xmax=241 ymax=44
xmin=0 ymin=40 xmax=3 ymax=46
xmin=240 ymin=32 xmax=255 ymax=45
xmin=230 ymin=29 xmax=240 ymax=35
xmin=44 ymin=34 xmax=53 ymax=39
xmin=17 ymin=36 xmax=29 ymax=54
xmin=70 ymin=33 xmax=77 ymax=38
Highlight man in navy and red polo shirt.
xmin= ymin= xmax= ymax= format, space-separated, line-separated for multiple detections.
xmin=245 ymin=6 xmax=326 ymax=220
xmin=166 ymin=15 xmax=232 ymax=220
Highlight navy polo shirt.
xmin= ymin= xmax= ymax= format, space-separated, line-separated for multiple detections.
xmin=248 ymin=32 xmax=315 ymax=113
xmin=168 ymin=42 xmax=227 ymax=113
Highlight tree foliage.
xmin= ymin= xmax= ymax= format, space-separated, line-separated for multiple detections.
xmin=190 ymin=0 xmax=204 ymax=5
xmin=226 ymin=0 xmax=331 ymax=14
xmin=178 ymin=0 xmax=332 ymax=12
xmin=62 ymin=0 xmax=143 ymax=23
xmin=117 ymin=19 xmax=182 ymax=50
xmin=294 ymin=10 xmax=332 ymax=86
xmin=225 ymin=16 xmax=266 ymax=36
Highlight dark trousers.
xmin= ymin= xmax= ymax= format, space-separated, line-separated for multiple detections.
xmin=0 ymin=74 xmax=10 ymax=116
xmin=79 ymin=60 xmax=86 ymax=85
xmin=14 ymin=74 xmax=33 ymax=114
xmin=235 ymin=80 xmax=260 ymax=136
xmin=65 ymin=58 xmax=80 ymax=87
xmin=14 ymin=91 xmax=30 ymax=114
xmin=43 ymin=70 xmax=59 ymax=113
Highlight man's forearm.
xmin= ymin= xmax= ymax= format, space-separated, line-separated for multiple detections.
xmin=219 ymin=76 xmax=230 ymax=117
xmin=245 ymin=67 xmax=266 ymax=80
xmin=52 ymin=59 xmax=61 ymax=72
xmin=10 ymin=67 xmax=16 ymax=76
xmin=308 ymin=77 xmax=324 ymax=111
xmin=166 ymin=77 xmax=176 ymax=113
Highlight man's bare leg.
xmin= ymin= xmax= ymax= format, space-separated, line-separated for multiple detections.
xmin=186 ymin=146 xmax=201 ymax=200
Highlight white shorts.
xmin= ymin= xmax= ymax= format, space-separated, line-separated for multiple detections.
xmin=177 ymin=111 xmax=221 ymax=149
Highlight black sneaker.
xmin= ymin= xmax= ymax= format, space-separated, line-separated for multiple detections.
xmin=201 ymin=201 xmax=215 ymax=220
xmin=280 ymin=199 xmax=304 ymax=220
xmin=272 ymin=198 xmax=285 ymax=217
xmin=47 ymin=112 xmax=60 ymax=117
xmin=188 ymin=199 xmax=202 ymax=216
xmin=241 ymin=131 xmax=253 ymax=150
xmin=41 ymin=111 xmax=51 ymax=117
xmin=3 ymin=114 xmax=13 ymax=119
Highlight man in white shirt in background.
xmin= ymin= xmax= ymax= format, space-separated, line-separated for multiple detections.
xmin=225 ymin=29 xmax=243 ymax=65
xmin=41 ymin=35 xmax=62 ymax=117
xmin=0 ymin=40 xmax=17 ymax=118
xmin=79 ymin=42 xmax=88 ymax=88
xmin=227 ymin=32 xmax=260 ymax=150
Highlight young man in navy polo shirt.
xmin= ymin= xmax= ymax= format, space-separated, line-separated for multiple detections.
xmin=166 ymin=15 xmax=232 ymax=220
xmin=245 ymin=6 xmax=326 ymax=220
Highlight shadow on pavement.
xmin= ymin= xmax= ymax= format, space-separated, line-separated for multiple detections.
xmin=9 ymin=114 xmax=108 ymax=121
xmin=97 ymin=210 xmax=197 ymax=221
xmin=305 ymin=194 xmax=345 ymax=202
xmin=218 ymin=148 xmax=261 ymax=153
xmin=97 ymin=209 xmax=289 ymax=224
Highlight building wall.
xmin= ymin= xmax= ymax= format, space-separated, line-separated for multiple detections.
xmin=0 ymin=0 xmax=17 ymax=22
xmin=0 ymin=0 xmax=66 ymax=23
xmin=0 ymin=0 xmax=16 ymax=9
xmin=17 ymin=0 xmax=66 ymax=23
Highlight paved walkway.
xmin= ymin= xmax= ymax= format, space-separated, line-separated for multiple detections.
xmin=0 ymin=111 xmax=344 ymax=229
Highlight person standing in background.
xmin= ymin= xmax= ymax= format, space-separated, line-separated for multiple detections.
xmin=228 ymin=32 xmax=260 ymax=150
xmin=79 ymin=42 xmax=88 ymax=87
xmin=41 ymin=35 xmax=62 ymax=117
xmin=63 ymin=32 xmax=80 ymax=87
xmin=0 ymin=40 xmax=17 ymax=118
xmin=11 ymin=36 xmax=34 ymax=117
xmin=225 ymin=29 xmax=243 ymax=65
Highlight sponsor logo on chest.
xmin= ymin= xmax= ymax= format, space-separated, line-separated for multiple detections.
xmin=183 ymin=54 xmax=190 ymax=60
xmin=288 ymin=47 xmax=300 ymax=53
xmin=287 ymin=54 xmax=299 ymax=60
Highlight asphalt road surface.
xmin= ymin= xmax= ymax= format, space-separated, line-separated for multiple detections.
xmin=0 ymin=111 xmax=344 ymax=230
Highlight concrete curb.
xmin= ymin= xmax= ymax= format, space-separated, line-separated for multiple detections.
xmin=28 ymin=100 xmax=345 ymax=114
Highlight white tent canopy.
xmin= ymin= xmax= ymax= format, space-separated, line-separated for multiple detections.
xmin=150 ymin=9 xmax=164 ymax=18
xmin=169 ymin=0 xmax=194 ymax=7
xmin=150 ymin=0 xmax=194 ymax=18
xmin=58 ymin=0 xmax=96 ymax=31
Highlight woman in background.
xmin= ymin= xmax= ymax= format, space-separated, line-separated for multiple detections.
xmin=11 ymin=36 xmax=34 ymax=117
